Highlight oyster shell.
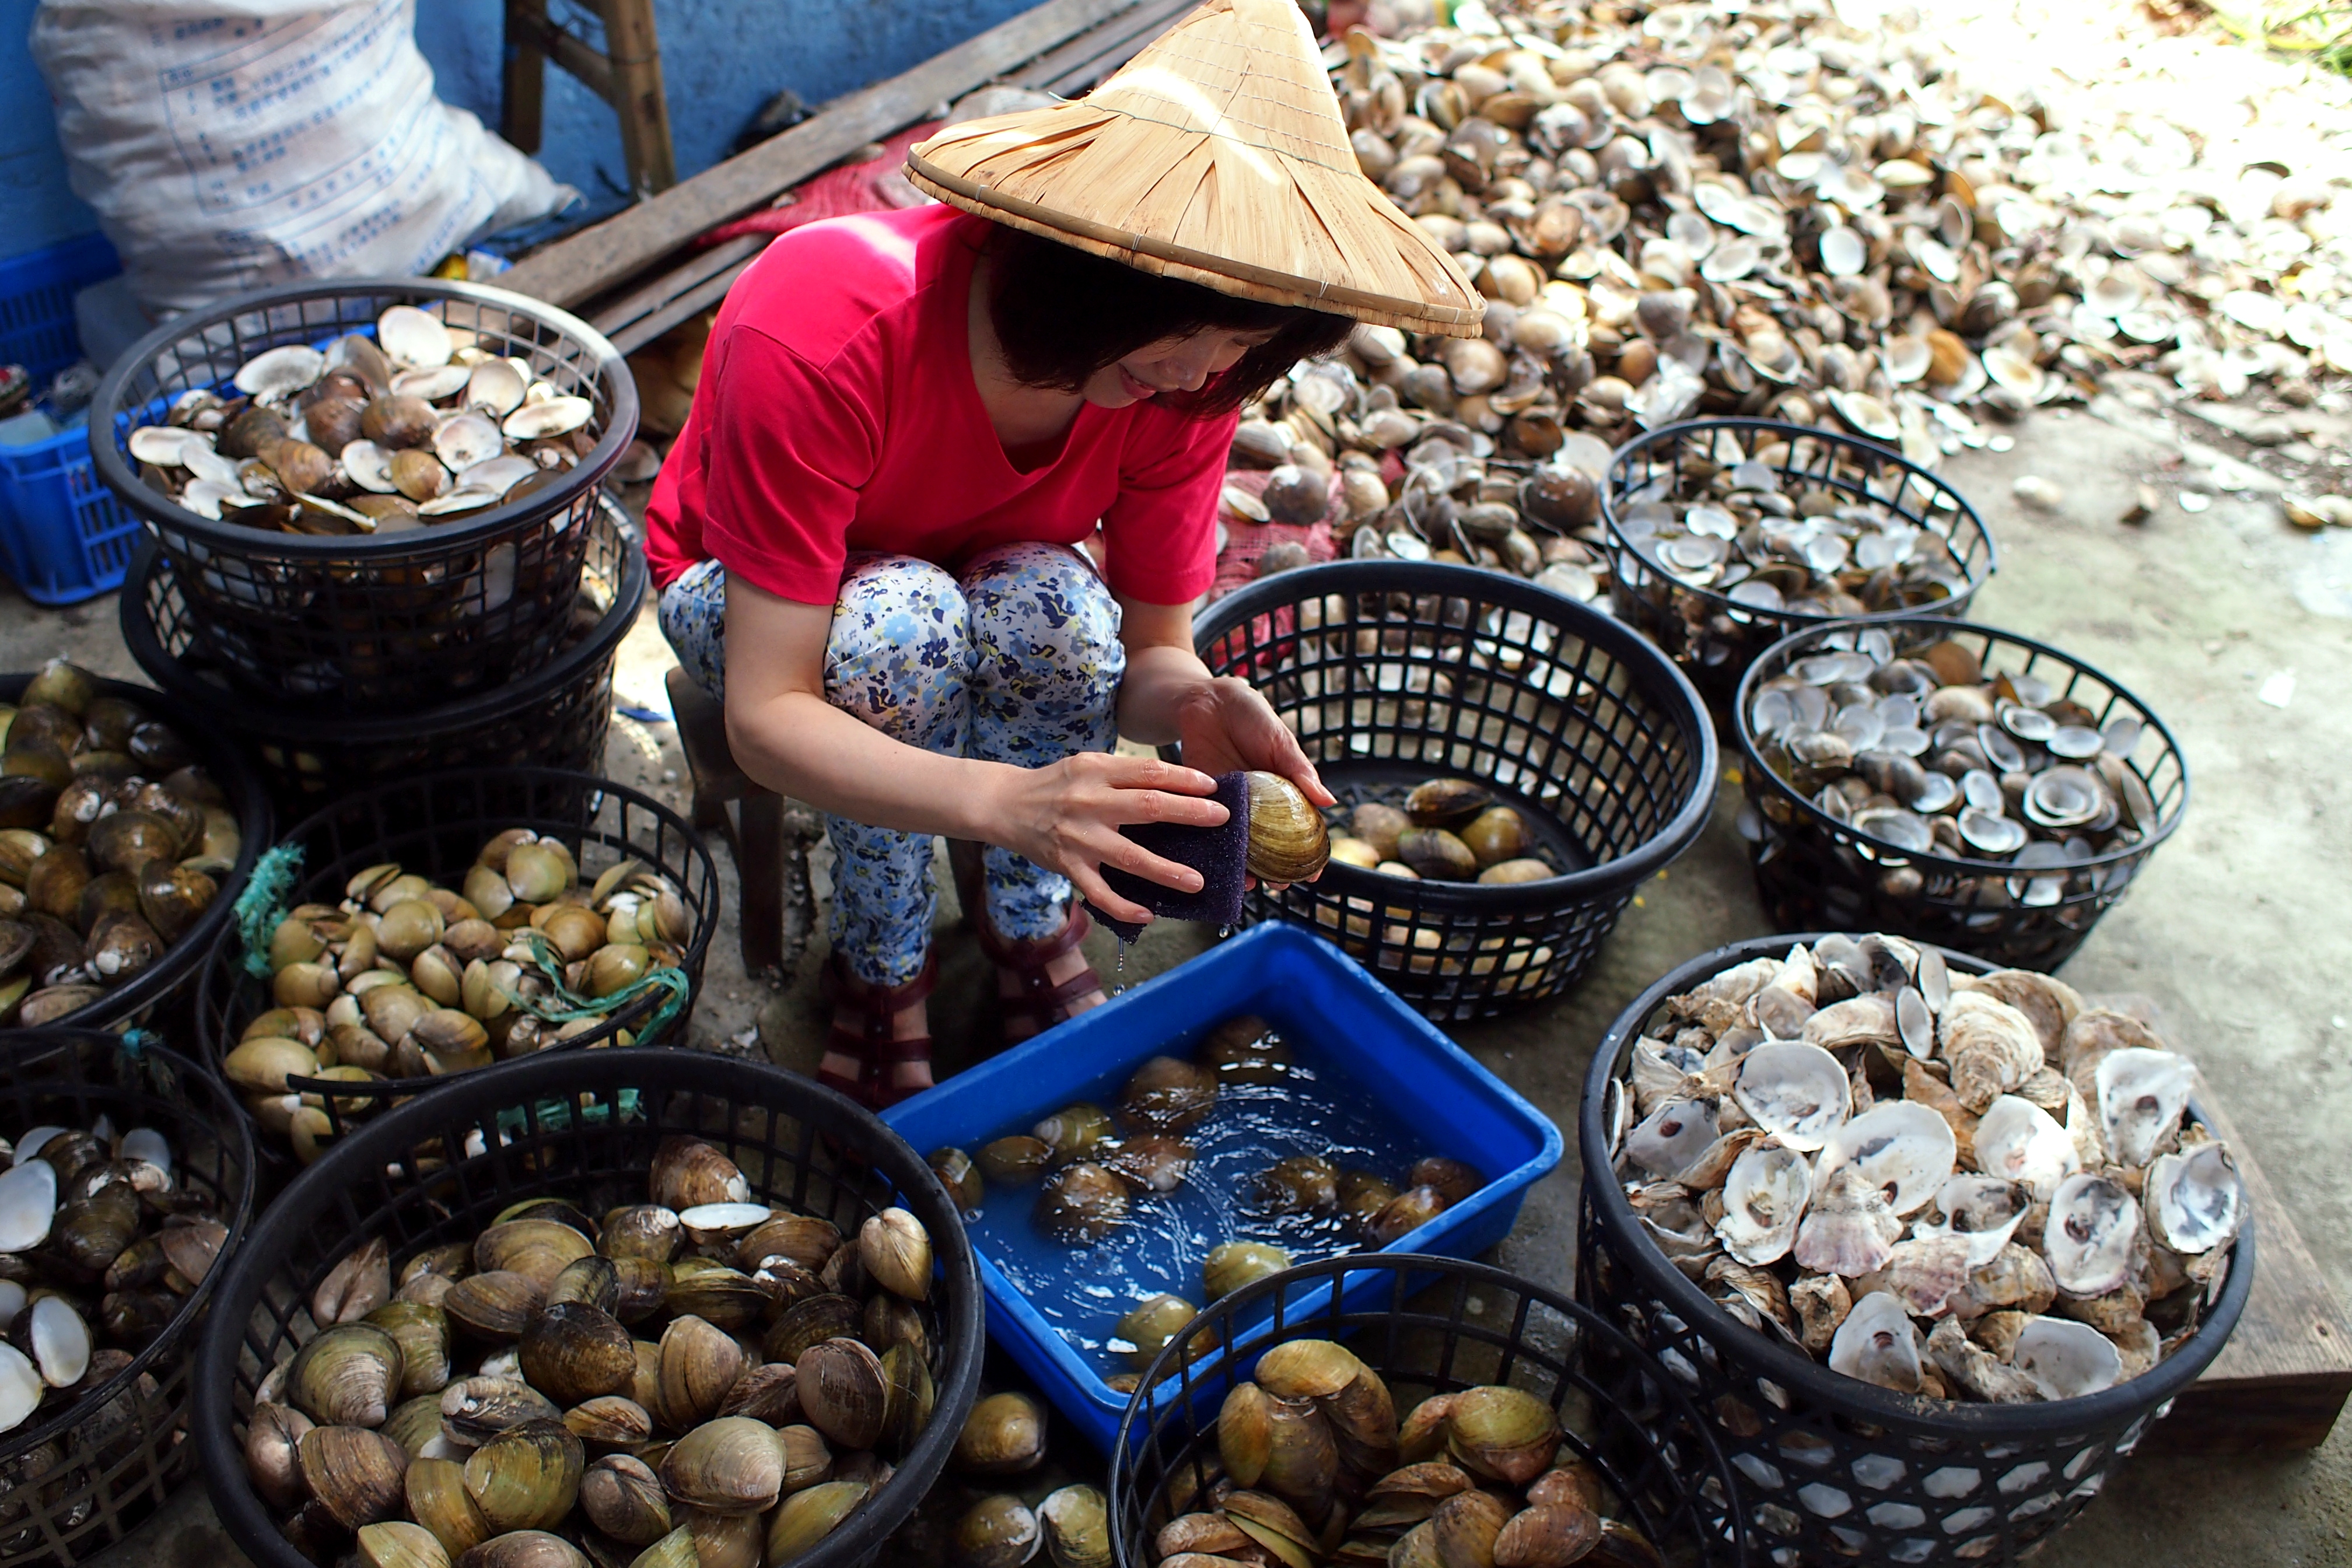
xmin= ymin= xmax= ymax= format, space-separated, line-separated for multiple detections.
xmin=2042 ymin=1173 xmax=2141 ymax=1296
xmin=1826 ymin=1291 xmax=1922 ymax=1393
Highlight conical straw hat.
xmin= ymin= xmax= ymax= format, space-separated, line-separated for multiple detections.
xmin=906 ymin=0 xmax=1484 ymax=337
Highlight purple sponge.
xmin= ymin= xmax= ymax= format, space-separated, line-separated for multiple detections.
xmin=1084 ymin=770 xmax=1250 ymax=943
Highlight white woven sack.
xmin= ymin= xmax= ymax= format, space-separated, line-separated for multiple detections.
xmin=33 ymin=0 xmax=576 ymax=316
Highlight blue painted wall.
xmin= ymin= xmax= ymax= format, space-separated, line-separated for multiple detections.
xmin=2 ymin=0 xmax=99 ymax=262
xmin=4 ymin=0 xmax=1036 ymax=264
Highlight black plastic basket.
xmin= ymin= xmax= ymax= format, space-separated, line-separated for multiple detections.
xmin=1601 ymin=419 xmax=1997 ymax=723
xmin=120 ymin=493 xmax=644 ymax=814
xmin=0 ymin=1030 xmax=256 ymax=1568
xmin=1 ymin=670 xmax=272 ymax=1045
xmin=1578 ymin=935 xmax=2252 ymax=1568
xmin=89 ymin=278 xmax=638 ymax=709
xmin=1110 ymin=1254 xmax=1748 ymax=1567
xmin=194 ymin=766 xmax=719 ymax=1166
xmin=1735 ymin=620 xmax=2189 ymax=972
xmin=1192 ymin=559 xmax=1717 ymax=1022
xmin=194 ymin=1047 xmax=984 ymax=1568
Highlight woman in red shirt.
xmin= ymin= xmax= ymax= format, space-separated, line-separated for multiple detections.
xmin=645 ymin=0 xmax=1479 ymax=1105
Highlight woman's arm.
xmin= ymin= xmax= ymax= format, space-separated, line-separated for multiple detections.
xmin=722 ymin=574 xmax=1230 ymax=923
xmin=1116 ymin=598 xmax=1337 ymax=810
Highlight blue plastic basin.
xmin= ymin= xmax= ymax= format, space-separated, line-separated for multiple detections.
xmin=882 ymin=922 xmax=1563 ymax=1451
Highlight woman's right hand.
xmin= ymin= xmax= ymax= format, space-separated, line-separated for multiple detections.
xmin=982 ymin=753 xmax=1230 ymax=926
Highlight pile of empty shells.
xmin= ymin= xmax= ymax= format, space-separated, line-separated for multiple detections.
xmin=1216 ymin=0 xmax=2347 ymax=602
xmin=1602 ymin=934 xmax=2242 ymax=1402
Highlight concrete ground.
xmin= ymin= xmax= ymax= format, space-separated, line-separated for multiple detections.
xmin=10 ymin=388 xmax=2344 ymax=1566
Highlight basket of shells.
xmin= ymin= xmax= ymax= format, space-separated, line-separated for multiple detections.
xmin=88 ymin=279 xmax=638 ymax=711
xmin=0 ymin=1028 xmax=256 ymax=1567
xmin=1600 ymin=419 xmax=1996 ymax=721
xmin=1736 ymin=620 xmax=2188 ymax=971
xmin=194 ymin=1045 xmax=984 ymax=1568
xmin=195 ymin=766 xmax=719 ymax=1167
xmin=1 ymin=660 xmax=271 ymax=1038
xmin=1110 ymin=1252 xmax=1746 ymax=1568
xmin=1192 ymin=559 xmax=1715 ymax=1022
xmin=121 ymin=494 xmax=643 ymax=813
xmin=1577 ymin=933 xmax=2251 ymax=1567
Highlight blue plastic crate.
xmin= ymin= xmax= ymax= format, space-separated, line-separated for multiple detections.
xmin=883 ymin=922 xmax=1563 ymax=1451
xmin=0 ymin=233 xmax=143 ymax=606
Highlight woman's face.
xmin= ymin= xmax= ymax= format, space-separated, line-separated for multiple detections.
xmin=1082 ymin=326 xmax=1278 ymax=407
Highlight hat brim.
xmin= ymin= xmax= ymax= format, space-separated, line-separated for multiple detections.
xmin=906 ymin=154 xmax=1486 ymax=338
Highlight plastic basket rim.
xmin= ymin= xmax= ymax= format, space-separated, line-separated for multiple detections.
xmin=1576 ymin=930 xmax=2255 ymax=1437
xmin=1194 ymin=558 xmax=1722 ymax=904
xmin=1108 ymin=1251 xmax=1752 ymax=1568
xmin=1598 ymin=416 xmax=2001 ymax=628
xmin=116 ymin=505 xmax=646 ymax=741
xmin=192 ymin=1045 xmax=986 ymax=1568
xmin=0 ymin=668 xmax=274 ymax=1032
xmin=1732 ymin=617 xmax=2194 ymax=877
xmin=191 ymin=764 xmax=722 ymax=1111
xmin=0 ymin=1030 xmax=257 ymax=1465
xmin=88 ymin=276 xmax=638 ymax=559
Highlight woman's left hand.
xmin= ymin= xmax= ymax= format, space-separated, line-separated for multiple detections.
xmin=1174 ymin=676 xmax=1332 ymax=803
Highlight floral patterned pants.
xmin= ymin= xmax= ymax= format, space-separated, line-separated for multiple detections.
xmin=659 ymin=544 xmax=1125 ymax=986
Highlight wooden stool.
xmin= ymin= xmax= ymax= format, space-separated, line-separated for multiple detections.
xmin=503 ymin=0 xmax=677 ymax=199
xmin=664 ymin=667 xmax=804 ymax=979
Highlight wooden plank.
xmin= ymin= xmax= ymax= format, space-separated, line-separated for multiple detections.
xmin=2148 ymin=1071 xmax=2352 ymax=1453
xmin=497 ymin=0 xmax=1154 ymax=309
xmin=1010 ymin=0 xmax=1191 ymax=92
xmin=591 ymin=235 xmax=765 ymax=344
xmin=608 ymin=257 xmax=755 ymax=355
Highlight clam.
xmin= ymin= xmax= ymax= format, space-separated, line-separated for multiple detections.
xmin=764 ymin=1480 xmax=870 ymax=1563
xmin=289 ymin=1322 xmax=405 ymax=1427
xmin=1037 ymin=1484 xmax=1110 ymax=1568
xmin=660 ymin=1416 xmax=785 ymax=1514
xmin=796 ymin=1337 xmax=887 ymax=1451
xmin=657 ymin=1313 xmax=746 ymax=1430
xmin=1035 ymin=1163 xmax=1128 ymax=1244
xmin=299 ymin=1424 xmax=411 ymax=1529
xmin=1242 ymin=772 xmax=1329 ymax=884
xmin=518 ymin=1301 xmax=636 ymax=1406
xmin=954 ymin=1390 xmax=1045 ymax=1475
xmin=1031 ymin=1104 xmax=1112 ymax=1167
xmin=929 ymin=1148 xmax=984 ymax=1213
xmin=245 ymin=1402 xmax=313 ymax=1508
xmin=951 ymin=1494 xmax=1040 ymax=1568
xmin=1120 ymin=1055 xmax=1219 ymax=1134
xmin=1255 ymin=1154 xmax=1339 ymax=1215
xmin=407 ymin=1452 xmax=492 ymax=1556
xmin=441 ymin=1377 xmax=563 ymax=1445
xmin=978 ymin=1136 xmax=1053 ymax=1186
xmin=1112 ymin=1294 xmax=1200 ymax=1371
xmin=1445 ymin=1386 xmax=1559 ymax=1485
xmin=1202 ymin=1241 xmax=1291 ymax=1302
xmin=1396 ymin=827 xmax=1478 ymax=881
xmin=580 ymin=1454 xmax=671 ymax=1545
xmin=359 ymin=1521 xmax=452 ymax=1568
xmin=858 ymin=1208 xmax=932 ymax=1300
xmin=463 ymin=1419 xmax=584 ymax=1532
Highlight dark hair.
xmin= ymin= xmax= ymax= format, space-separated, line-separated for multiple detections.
xmin=984 ymin=225 xmax=1356 ymax=416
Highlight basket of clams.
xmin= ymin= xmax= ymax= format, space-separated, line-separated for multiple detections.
xmin=1601 ymin=419 xmax=1996 ymax=722
xmin=1737 ymin=620 xmax=2186 ymax=970
xmin=1578 ymin=933 xmax=2250 ymax=1567
xmin=1109 ymin=1252 xmax=1747 ymax=1568
xmin=1 ymin=660 xmax=271 ymax=1037
xmin=89 ymin=279 xmax=638 ymax=711
xmin=197 ymin=768 xmax=718 ymax=1168
xmin=195 ymin=1046 xmax=984 ymax=1568
xmin=0 ymin=1028 xmax=256 ymax=1567
xmin=1192 ymin=559 xmax=1716 ymax=1022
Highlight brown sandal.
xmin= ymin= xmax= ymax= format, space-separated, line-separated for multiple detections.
xmin=821 ymin=950 xmax=937 ymax=1108
xmin=976 ymin=902 xmax=1107 ymax=1042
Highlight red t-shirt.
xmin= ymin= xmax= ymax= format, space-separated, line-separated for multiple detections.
xmin=643 ymin=205 xmax=1234 ymax=606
